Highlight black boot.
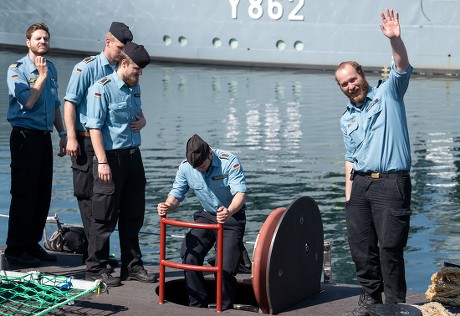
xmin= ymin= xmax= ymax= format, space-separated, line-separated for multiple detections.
xmin=343 ymin=290 xmax=381 ymax=316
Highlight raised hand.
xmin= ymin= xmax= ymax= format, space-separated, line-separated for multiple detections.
xmin=379 ymin=8 xmax=401 ymax=39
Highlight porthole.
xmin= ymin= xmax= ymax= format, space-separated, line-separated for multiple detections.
xmin=163 ymin=35 xmax=172 ymax=46
xmin=276 ymin=40 xmax=286 ymax=51
xmin=213 ymin=38 xmax=222 ymax=48
xmin=229 ymin=38 xmax=238 ymax=49
xmin=294 ymin=41 xmax=304 ymax=51
xmin=179 ymin=36 xmax=188 ymax=47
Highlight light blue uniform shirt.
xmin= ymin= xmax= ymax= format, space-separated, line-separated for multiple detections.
xmin=64 ymin=51 xmax=116 ymax=131
xmin=85 ymin=72 xmax=142 ymax=150
xmin=7 ymin=55 xmax=60 ymax=131
xmin=169 ymin=149 xmax=247 ymax=215
xmin=340 ymin=64 xmax=413 ymax=172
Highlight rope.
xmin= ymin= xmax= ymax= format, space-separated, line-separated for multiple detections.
xmin=413 ymin=302 xmax=459 ymax=316
xmin=426 ymin=267 xmax=460 ymax=306
xmin=411 ymin=267 xmax=460 ymax=316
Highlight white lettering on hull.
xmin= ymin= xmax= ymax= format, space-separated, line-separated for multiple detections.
xmin=230 ymin=0 xmax=305 ymax=21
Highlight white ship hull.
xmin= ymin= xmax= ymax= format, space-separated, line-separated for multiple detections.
xmin=0 ymin=0 xmax=458 ymax=74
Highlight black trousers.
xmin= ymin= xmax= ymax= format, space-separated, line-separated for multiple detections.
xmin=180 ymin=210 xmax=246 ymax=310
xmin=86 ymin=148 xmax=146 ymax=275
xmin=7 ymin=128 xmax=52 ymax=252
xmin=345 ymin=173 xmax=412 ymax=303
xmin=71 ymin=135 xmax=94 ymax=240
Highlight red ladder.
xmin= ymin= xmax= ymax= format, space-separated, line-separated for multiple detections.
xmin=158 ymin=215 xmax=224 ymax=312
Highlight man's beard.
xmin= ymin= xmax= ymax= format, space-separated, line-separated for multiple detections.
xmin=31 ymin=45 xmax=49 ymax=56
xmin=349 ymin=80 xmax=369 ymax=105
xmin=122 ymin=73 xmax=139 ymax=87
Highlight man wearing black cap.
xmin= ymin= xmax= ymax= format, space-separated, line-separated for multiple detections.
xmin=63 ymin=22 xmax=139 ymax=267
xmin=157 ymin=134 xmax=247 ymax=310
xmin=84 ymin=42 xmax=154 ymax=286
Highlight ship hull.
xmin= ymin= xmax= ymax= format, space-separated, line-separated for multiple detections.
xmin=0 ymin=0 xmax=458 ymax=74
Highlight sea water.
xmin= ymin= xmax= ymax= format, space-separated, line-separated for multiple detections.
xmin=0 ymin=49 xmax=459 ymax=293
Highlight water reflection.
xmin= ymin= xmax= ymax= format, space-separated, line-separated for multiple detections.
xmin=0 ymin=50 xmax=459 ymax=293
xmin=425 ymin=134 xmax=457 ymax=188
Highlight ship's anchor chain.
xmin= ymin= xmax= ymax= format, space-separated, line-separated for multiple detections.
xmin=412 ymin=266 xmax=460 ymax=316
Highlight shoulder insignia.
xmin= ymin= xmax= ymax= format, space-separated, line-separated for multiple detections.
xmin=233 ymin=164 xmax=240 ymax=170
xmin=83 ymin=56 xmax=95 ymax=63
xmin=181 ymin=158 xmax=188 ymax=164
xmin=98 ymin=77 xmax=110 ymax=85
xmin=219 ymin=152 xmax=231 ymax=159
xmin=9 ymin=63 xmax=19 ymax=68
xmin=134 ymin=93 xmax=141 ymax=98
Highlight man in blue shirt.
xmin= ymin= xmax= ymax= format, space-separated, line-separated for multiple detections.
xmin=335 ymin=9 xmax=412 ymax=316
xmin=157 ymin=134 xmax=247 ymax=310
xmin=5 ymin=23 xmax=66 ymax=266
xmin=63 ymin=22 xmax=140 ymax=259
xmin=85 ymin=42 xmax=154 ymax=287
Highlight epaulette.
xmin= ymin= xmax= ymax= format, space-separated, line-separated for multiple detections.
xmin=83 ymin=56 xmax=95 ymax=63
xmin=98 ymin=77 xmax=110 ymax=85
xmin=181 ymin=159 xmax=188 ymax=164
xmin=219 ymin=152 xmax=232 ymax=160
xmin=9 ymin=63 xmax=20 ymax=68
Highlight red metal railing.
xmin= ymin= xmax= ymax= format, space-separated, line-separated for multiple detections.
xmin=158 ymin=215 xmax=224 ymax=312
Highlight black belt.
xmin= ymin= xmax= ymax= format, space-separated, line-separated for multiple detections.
xmin=354 ymin=170 xmax=410 ymax=179
xmin=13 ymin=126 xmax=50 ymax=135
xmin=106 ymin=147 xmax=139 ymax=155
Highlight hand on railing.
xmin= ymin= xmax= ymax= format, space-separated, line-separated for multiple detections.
xmin=157 ymin=202 xmax=169 ymax=217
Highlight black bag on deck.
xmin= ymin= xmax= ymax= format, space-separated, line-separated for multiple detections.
xmin=44 ymin=225 xmax=88 ymax=256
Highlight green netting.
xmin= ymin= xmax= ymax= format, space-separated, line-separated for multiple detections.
xmin=0 ymin=270 xmax=100 ymax=316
